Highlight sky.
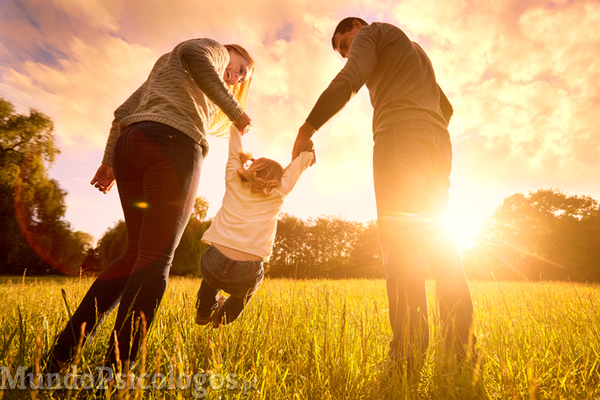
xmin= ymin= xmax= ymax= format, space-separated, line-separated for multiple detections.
xmin=1 ymin=0 xmax=599 ymax=250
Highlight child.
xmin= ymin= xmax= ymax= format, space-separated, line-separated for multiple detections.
xmin=195 ymin=125 xmax=314 ymax=327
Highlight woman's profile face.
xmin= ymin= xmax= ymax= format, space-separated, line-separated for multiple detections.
xmin=224 ymin=51 xmax=253 ymax=85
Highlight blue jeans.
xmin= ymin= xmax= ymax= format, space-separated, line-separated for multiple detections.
xmin=373 ymin=121 xmax=475 ymax=358
xmin=196 ymin=246 xmax=264 ymax=324
xmin=53 ymin=121 xmax=203 ymax=366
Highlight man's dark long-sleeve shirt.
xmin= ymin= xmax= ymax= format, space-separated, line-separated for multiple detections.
xmin=306 ymin=22 xmax=452 ymax=134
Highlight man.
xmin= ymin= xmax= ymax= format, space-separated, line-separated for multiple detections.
xmin=292 ymin=17 xmax=475 ymax=362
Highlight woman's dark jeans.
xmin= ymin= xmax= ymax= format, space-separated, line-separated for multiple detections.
xmin=196 ymin=246 xmax=264 ymax=325
xmin=373 ymin=121 xmax=475 ymax=360
xmin=53 ymin=121 xmax=203 ymax=367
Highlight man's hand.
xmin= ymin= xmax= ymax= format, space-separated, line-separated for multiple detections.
xmin=303 ymin=139 xmax=317 ymax=166
xmin=90 ymin=163 xmax=115 ymax=194
xmin=233 ymin=112 xmax=252 ymax=135
xmin=292 ymin=121 xmax=316 ymax=160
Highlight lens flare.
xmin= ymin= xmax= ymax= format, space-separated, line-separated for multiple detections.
xmin=134 ymin=202 xmax=149 ymax=209
xmin=13 ymin=156 xmax=70 ymax=274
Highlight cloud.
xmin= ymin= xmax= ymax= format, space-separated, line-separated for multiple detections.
xmin=1 ymin=36 xmax=157 ymax=148
xmin=1 ymin=0 xmax=600 ymax=239
xmin=388 ymin=0 xmax=600 ymax=185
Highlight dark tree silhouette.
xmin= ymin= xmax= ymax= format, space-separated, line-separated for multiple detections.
xmin=0 ymin=96 xmax=92 ymax=275
xmin=464 ymin=189 xmax=600 ymax=281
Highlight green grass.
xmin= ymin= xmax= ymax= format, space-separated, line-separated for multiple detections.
xmin=1 ymin=277 xmax=599 ymax=399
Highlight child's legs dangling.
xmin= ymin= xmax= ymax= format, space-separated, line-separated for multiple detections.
xmin=199 ymin=246 xmax=264 ymax=326
xmin=213 ymin=286 xmax=260 ymax=325
xmin=196 ymin=279 xmax=219 ymax=324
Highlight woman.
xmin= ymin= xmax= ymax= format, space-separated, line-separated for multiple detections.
xmin=50 ymin=38 xmax=254 ymax=372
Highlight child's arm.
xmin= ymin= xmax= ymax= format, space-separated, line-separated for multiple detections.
xmin=225 ymin=125 xmax=244 ymax=179
xmin=279 ymin=141 xmax=315 ymax=195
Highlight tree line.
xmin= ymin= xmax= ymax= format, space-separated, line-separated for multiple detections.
xmin=0 ymin=97 xmax=92 ymax=275
xmin=462 ymin=189 xmax=600 ymax=282
xmin=2 ymin=96 xmax=600 ymax=281
xmin=65 ymin=188 xmax=600 ymax=282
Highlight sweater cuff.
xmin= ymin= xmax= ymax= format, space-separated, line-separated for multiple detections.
xmin=225 ymin=105 xmax=244 ymax=123
xmin=101 ymin=153 xmax=113 ymax=167
xmin=305 ymin=115 xmax=323 ymax=132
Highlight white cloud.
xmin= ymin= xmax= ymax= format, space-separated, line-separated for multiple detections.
xmin=1 ymin=36 xmax=156 ymax=147
xmin=2 ymin=0 xmax=600 ymax=239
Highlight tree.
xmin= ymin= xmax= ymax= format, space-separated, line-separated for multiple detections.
xmin=0 ymin=96 xmax=91 ymax=275
xmin=268 ymin=214 xmax=383 ymax=278
xmin=464 ymin=189 xmax=600 ymax=281
xmin=268 ymin=213 xmax=307 ymax=277
xmin=348 ymin=221 xmax=384 ymax=278
xmin=191 ymin=196 xmax=209 ymax=221
xmin=171 ymin=196 xmax=211 ymax=275
xmin=98 ymin=220 xmax=128 ymax=270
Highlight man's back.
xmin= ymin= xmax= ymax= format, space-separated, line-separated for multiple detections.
xmin=305 ymin=22 xmax=449 ymax=134
xmin=357 ymin=23 xmax=446 ymax=132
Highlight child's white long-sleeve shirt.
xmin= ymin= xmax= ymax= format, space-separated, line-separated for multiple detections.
xmin=201 ymin=126 xmax=313 ymax=261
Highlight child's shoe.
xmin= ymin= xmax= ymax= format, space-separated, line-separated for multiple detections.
xmin=211 ymin=296 xmax=227 ymax=328
xmin=195 ymin=298 xmax=212 ymax=326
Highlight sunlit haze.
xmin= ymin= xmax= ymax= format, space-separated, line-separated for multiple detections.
xmin=1 ymin=0 xmax=599 ymax=247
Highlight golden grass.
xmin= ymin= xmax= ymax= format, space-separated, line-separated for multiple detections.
xmin=0 ymin=277 xmax=599 ymax=399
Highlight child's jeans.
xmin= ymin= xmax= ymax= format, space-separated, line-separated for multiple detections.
xmin=196 ymin=245 xmax=264 ymax=324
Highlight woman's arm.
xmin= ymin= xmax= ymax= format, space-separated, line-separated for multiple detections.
xmin=176 ymin=39 xmax=244 ymax=123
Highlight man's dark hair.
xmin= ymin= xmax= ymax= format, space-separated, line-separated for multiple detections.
xmin=331 ymin=17 xmax=369 ymax=49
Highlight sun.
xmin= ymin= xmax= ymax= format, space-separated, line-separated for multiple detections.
xmin=443 ymin=206 xmax=485 ymax=251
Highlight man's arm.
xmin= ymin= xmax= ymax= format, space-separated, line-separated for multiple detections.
xmin=293 ymin=28 xmax=378 ymax=159
xmin=305 ymin=30 xmax=378 ymax=131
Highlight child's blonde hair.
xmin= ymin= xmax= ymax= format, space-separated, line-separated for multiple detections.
xmin=237 ymin=152 xmax=284 ymax=196
xmin=209 ymin=44 xmax=254 ymax=138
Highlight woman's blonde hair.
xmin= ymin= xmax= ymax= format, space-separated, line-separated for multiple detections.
xmin=237 ymin=152 xmax=284 ymax=196
xmin=209 ymin=44 xmax=254 ymax=138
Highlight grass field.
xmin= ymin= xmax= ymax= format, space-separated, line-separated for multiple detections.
xmin=1 ymin=276 xmax=599 ymax=399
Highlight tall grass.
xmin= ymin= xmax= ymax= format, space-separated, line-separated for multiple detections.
xmin=1 ymin=277 xmax=599 ymax=399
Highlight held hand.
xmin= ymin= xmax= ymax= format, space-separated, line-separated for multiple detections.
xmin=233 ymin=112 xmax=252 ymax=135
xmin=90 ymin=163 xmax=115 ymax=194
xmin=304 ymin=140 xmax=317 ymax=166
xmin=292 ymin=122 xmax=316 ymax=160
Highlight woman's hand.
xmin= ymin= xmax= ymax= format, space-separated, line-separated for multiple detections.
xmin=233 ymin=112 xmax=252 ymax=135
xmin=90 ymin=163 xmax=115 ymax=194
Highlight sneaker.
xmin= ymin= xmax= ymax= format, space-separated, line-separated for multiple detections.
xmin=195 ymin=310 xmax=212 ymax=326
xmin=211 ymin=296 xmax=227 ymax=328
xmin=195 ymin=296 xmax=212 ymax=326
